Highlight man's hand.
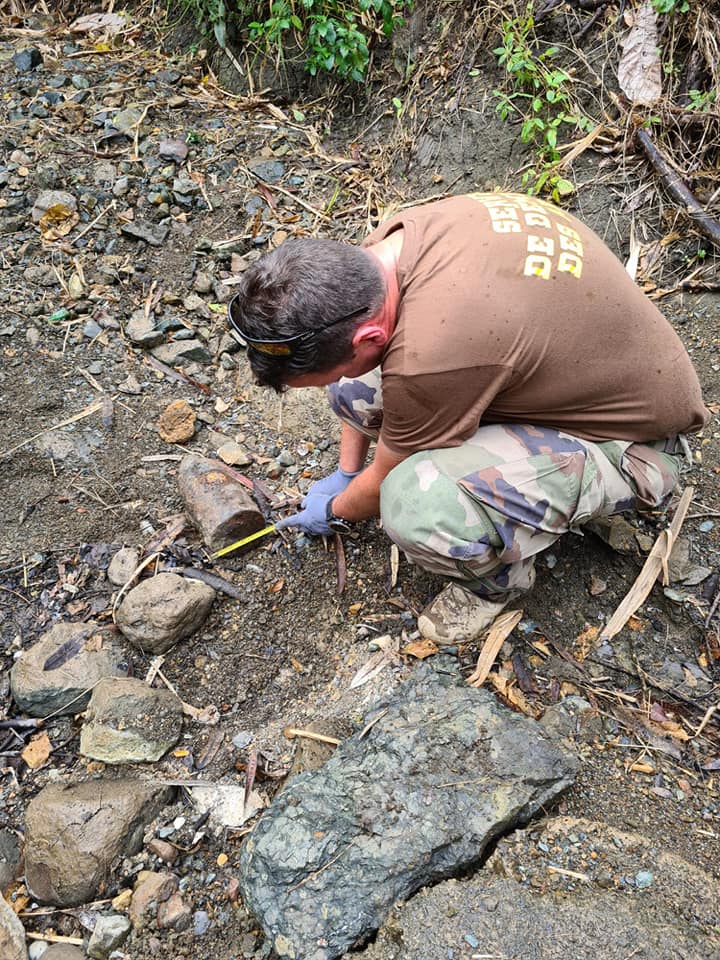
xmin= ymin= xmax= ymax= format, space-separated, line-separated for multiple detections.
xmin=301 ymin=467 xmax=359 ymax=506
xmin=275 ymin=492 xmax=334 ymax=536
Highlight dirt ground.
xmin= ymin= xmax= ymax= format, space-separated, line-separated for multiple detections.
xmin=0 ymin=2 xmax=719 ymax=957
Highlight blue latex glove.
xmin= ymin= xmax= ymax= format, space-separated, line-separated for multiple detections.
xmin=275 ymin=493 xmax=334 ymax=536
xmin=302 ymin=467 xmax=360 ymax=507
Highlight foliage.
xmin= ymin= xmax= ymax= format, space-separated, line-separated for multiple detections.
xmin=651 ymin=0 xmax=690 ymax=14
xmin=491 ymin=3 xmax=593 ymax=201
xmin=176 ymin=0 xmax=411 ymax=82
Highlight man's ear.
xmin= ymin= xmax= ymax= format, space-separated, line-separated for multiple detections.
xmin=351 ymin=321 xmax=388 ymax=350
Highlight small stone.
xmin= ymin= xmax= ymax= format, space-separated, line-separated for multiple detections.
xmin=156 ymin=892 xmax=192 ymax=931
xmin=635 ymin=870 xmax=654 ymax=889
xmin=121 ymin=220 xmax=170 ymax=247
xmin=112 ymin=106 xmax=144 ymax=133
xmin=87 ymin=914 xmax=131 ymax=959
xmin=248 ymin=158 xmax=285 ymax=183
xmin=14 ymin=46 xmax=43 ymax=71
xmin=151 ymin=339 xmax=212 ymax=366
xmin=125 ymin=309 xmax=163 ymax=347
xmin=193 ymin=910 xmax=211 ymax=936
xmin=28 ymin=943 xmax=47 ymax=960
xmin=158 ymin=399 xmax=196 ymax=443
xmin=31 ymin=190 xmax=77 ymax=224
xmin=108 ymin=546 xmax=141 ymax=586
xmin=217 ymin=441 xmax=253 ymax=467
xmin=83 ymin=319 xmax=102 ymax=338
xmin=147 ymin=838 xmax=179 ymax=864
xmin=159 ymin=139 xmax=189 ymax=162
xmin=699 ymin=520 xmax=715 ymax=533
xmin=588 ymin=576 xmax=607 ymax=596
xmin=112 ymin=176 xmax=131 ymax=198
xmin=115 ymin=572 xmax=215 ymax=653
xmin=130 ymin=872 xmax=178 ymax=930
xmin=118 ymin=373 xmax=142 ymax=395
xmin=193 ymin=271 xmax=213 ymax=294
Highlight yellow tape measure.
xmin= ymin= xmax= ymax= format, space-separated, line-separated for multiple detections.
xmin=211 ymin=524 xmax=277 ymax=560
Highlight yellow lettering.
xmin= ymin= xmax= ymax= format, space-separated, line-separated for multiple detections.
xmin=488 ymin=205 xmax=519 ymax=221
xmin=524 ymin=255 xmax=552 ymax=279
xmin=524 ymin=211 xmax=552 ymax=228
xmin=558 ymin=252 xmax=583 ymax=278
xmin=559 ymin=234 xmax=584 ymax=256
xmin=527 ymin=234 xmax=555 ymax=256
xmin=492 ymin=220 xmax=522 ymax=233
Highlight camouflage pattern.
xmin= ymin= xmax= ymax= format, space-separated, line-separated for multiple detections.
xmin=328 ymin=372 xmax=681 ymax=600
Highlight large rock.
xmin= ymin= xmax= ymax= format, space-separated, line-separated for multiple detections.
xmin=80 ymin=677 xmax=183 ymax=763
xmin=362 ymin=817 xmax=720 ymax=960
xmin=178 ymin=454 xmax=265 ymax=552
xmin=0 ymin=891 xmax=27 ymax=960
xmin=115 ymin=572 xmax=215 ymax=653
xmin=10 ymin=622 xmax=128 ymax=718
xmin=239 ymin=662 xmax=576 ymax=959
xmin=25 ymin=779 xmax=175 ymax=906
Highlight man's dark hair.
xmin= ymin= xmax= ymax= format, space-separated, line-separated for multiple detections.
xmin=230 ymin=238 xmax=385 ymax=391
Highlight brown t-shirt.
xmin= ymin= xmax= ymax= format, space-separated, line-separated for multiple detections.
xmin=363 ymin=193 xmax=709 ymax=456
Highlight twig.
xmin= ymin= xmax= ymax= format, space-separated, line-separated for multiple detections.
xmin=705 ymin=583 xmax=720 ymax=629
xmin=70 ymin=199 xmax=116 ymax=245
xmin=283 ymin=727 xmax=341 ymax=745
xmin=467 ymin=610 xmax=523 ymax=687
xmin=334 ymin=532 xmax=346 ymax=595
xmin=248 ymin=172 xmax=332 ymax=221
xmin=1 ymin=401 xmax=104 ymax=460
xmin=637 ymin=129 xmax=720 ymax=251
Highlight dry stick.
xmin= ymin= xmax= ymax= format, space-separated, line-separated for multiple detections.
xmin=247 ymin=172 xmax=332 ymax=221
xmin=637 ymin=129 xmax=720 ymax=251
xmin=0 ymin=401 xmax=104 ymax=460
xmin=600 ymin=487 xmax=694 ymax=642
xmin=70 ymin=199 xmax=116 ymax=246
xmin=705 ymin=582 xmax=720 ymax=629
xmin=467 ymin=610 xmax=523 ymax=688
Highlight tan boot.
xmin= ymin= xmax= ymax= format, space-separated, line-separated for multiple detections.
xmin=417 ymin=583 xmax=508 ymax=644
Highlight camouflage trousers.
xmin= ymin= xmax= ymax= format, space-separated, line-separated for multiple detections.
xmin=327 ymin=370 xmax=681 ymax=599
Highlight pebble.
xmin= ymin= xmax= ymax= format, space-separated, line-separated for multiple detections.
xmin=699 ymin=520 xmax=715 ymax=532
xmin=83 ymin=319 xmax=103 ymax=339
xmin=635 ymin=870 xmax=654 ymax=889
xmin=157 ymin=399 xmax=196 ymax=444
xmin=193 ymin=910 xmax=211 ymax=936
xmin=13 ymin=46 xmax=43 ymax=71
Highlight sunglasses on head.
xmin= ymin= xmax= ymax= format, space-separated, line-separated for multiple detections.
xmin=227 ymin=293 xmax=368 ymax=359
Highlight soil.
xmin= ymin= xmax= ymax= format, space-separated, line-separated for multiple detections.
xmin=0 ymin=2 xmax=718 ymax=958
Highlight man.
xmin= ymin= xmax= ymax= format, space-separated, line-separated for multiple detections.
xmin=227 ymin=193 xmax=709 ymax=641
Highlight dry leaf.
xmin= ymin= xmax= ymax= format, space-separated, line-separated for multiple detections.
xmin=348 ymin=602 xmax=363 ymax=615
xmin=467 ymin=610 xmax=523 ymax=687
xmin=22 ymin=732 xmax=51 ymax=769
xmin=403 ymin=638 xmax=439 ymax=660
xmin=573 ymin=624 xmax=600 ymax=661
xmin=618 ymin=1 xmax=662 ymax=105
xmin=487 ymin=671 xmax=539 ymax=718
xmin=290 ymin=657 xmax=306 ymax=673
xmin=627 ymin=615 xmax=644 ymax=631
xmin=390 ymin=544 xmax=400 ymax=588
xmin=39 ymin=204 xmax=80 ymax=241
xmin=70 ymin=12 xmax=126 ymax=34
xmin=349 ymin=635 xmax=399 ymax=689
xmin=268 ymin=578 xmax=284 ymax=593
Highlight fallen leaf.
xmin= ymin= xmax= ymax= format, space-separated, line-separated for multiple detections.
xmin=573 ymin=624 xmax=600 ymax=661
xmin=217 ymin=852 xmax=229 ymax=867
xmin=290 ymin=657 xmax=306 ymax=673
xmin=268 ymin=578 xmax=284 ymax=593
xmin=627 ymin=615 xmax=644 ymax=631
xmin=467 ymin=610 xmax=523 ymax=688
xmin=71 ymin=12 xmax=126 ymax=34
xmin=189 ymin=783 xmax=265 ymax=828
xmin=22 ymin=732 xmax=51 ymax=769
xmin=618 ymin=0 xmax=662 ymax=105
xmin=403 ymin=638 xmax=439 ymax=660
xmin=487 ymin=670 xmax=540 ymax=718
xmin=348 ymin=602 xmax=364 ymax=615
xmin=629 ymin=761 xmax=655 ymax=774
xmin=39 ymin=203 xmax=80 ymax=241
xmin=349 ymin=635 xmax=400 ymax=689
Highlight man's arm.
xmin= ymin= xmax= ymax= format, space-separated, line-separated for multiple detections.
xmin=331 ymin=438 xmax=405 ymax=522
xmin=338 ymin=420 xmax=372 ymax=473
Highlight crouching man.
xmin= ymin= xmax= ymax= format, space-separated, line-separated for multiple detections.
xmin=227 ymin=193 xmax=709 ymax=641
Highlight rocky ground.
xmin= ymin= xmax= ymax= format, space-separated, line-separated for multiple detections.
xmin=0 ymin=3 xmax=719 ymax=960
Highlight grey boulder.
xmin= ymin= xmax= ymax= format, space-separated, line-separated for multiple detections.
xmin=239 ymin=661 xmax=576 ymax=959
xmin=10 ymin=622 xmax=128 ymax=718
xmin=80 ymin=677 xmax=183 ymax=763
xmin=25 ymin=779 xmax=175 ymax=906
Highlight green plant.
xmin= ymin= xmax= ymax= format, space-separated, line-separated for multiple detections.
xmin=492 ymin=3 xmax=593 ymax=201
xmin=687 ymin=88 xmax=717 ymax=111
xmin=651 ymin=0 xmax=690 ymax=14
xmin=180 ymin=0 xmax=411 ymax=82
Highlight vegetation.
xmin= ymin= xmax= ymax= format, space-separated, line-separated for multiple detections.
xmin=491 ymin=3 xmax=592 ymax=201
xmin=177 ymin=0 xmax=412 ymax=82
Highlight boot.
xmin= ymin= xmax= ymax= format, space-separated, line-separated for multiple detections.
xmin=417 ymin=582 xmax=508 ymax=644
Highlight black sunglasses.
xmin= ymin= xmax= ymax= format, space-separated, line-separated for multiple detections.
xmin=227 ymin=293 xmax=368 ymax=359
